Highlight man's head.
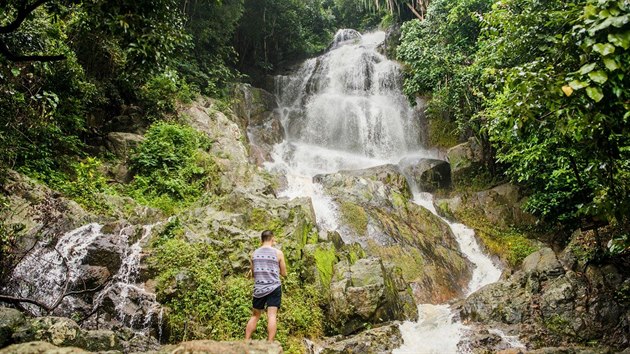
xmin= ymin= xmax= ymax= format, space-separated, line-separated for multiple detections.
xmin=261 ymin=230 xmax=274 ymax=243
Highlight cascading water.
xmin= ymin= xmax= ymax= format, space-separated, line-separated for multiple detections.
xmin=4 ymin=222 xmax=162 ymax=336
xmin=268 ymin=29 xmax=524 ymax=352
xmin=268 ymin=29 xmax=438 ymax=238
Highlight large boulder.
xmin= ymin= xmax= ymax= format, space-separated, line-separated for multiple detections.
xmin=182 ymin=97 xmax=258 ymax=193
xmin=0 ymin=308 xmax=25 ymax=347
xmin=0 ymin=341 xmax=87 ymax=354
xmin=158 ymin=340 xmax=283 ymax=354
xmin=399 ymin=157 xmax=451 ymax=192
xmin=231 ymin=84 xmax=284 ymax=165
xmin=314 ymin=166 xmax=472 ymax=304
xmin=446 ymin=137 xmax=484 ymax=185
xmin=105 ymin=132 xmax=144 ymax=160
xmin=316 ymin=323 xmax=404 ymax=354
xmin=436 ymin=183 xmax=536 ymax=228
xmin=327 ymin=258 xmax=416 ymax=335
xmin=460 ymin=246 xmax=630 ymax=350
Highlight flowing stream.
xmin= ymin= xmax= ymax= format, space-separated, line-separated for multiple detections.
xmin=268 ymin=29 xmax=523 ymax=352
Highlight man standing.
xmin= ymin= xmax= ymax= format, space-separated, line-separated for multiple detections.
xmin=245 ymin=230 xmax=287 ymax=342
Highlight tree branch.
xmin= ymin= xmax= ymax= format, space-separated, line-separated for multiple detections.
xmin=0 ymin=39 xmax=66 ymax=62
xmin=0 ymin=0 xmax=53 ymax=34
xmin=0 ymin=294 xmax=52 ymax=312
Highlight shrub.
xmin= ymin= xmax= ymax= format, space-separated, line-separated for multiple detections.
xmin=128 ymin=121 xmax=218 ymax=213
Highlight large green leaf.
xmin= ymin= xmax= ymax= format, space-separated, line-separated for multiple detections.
xmin=592 ymin=42 xmax=616 ymax=55
xmin=586 ymin=86 xmax=604 ymax=102
xmin=588 ymin=70 xmax=608 ymax=84
xmin=608 ymin=31 xmax=630 ymax=49
xmin=579 ymin=62 xmax=597 ymax=74
xmin=603 ymin=57 xmax=620 ymax=71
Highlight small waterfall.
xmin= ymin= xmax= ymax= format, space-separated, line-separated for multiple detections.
xmin=393 ymin=192 xmax=504 ymax=354
xmin=3 ymin=222 xmax=162 ymax=336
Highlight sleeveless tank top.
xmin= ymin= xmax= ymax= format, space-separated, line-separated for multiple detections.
xmin=252 ymin=246 xmax=281 ymax=298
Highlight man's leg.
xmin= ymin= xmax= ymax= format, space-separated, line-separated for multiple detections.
xmin=245 ymin=308 xmax=262 ymax=340
xmin=266 ymin=306 xmax=278 ymax=342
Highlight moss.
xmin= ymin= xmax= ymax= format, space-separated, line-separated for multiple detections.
xmin=247 ymin=208 xmax=283 ymax=235
xmin=458 ymin=207 xmax=539 ymax=267
xmin=339 ymin=201 xmax=368 ymax=236
xmin=390 ymin=191 xmax=408 ymax=209
xmin=345 ymin=243 xmax=366 ymax=265
xmin=314 ymin=244 xmax=337 ymax=290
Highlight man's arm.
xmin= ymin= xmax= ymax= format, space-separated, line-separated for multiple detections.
xmin=277 ymin=249 xmax=288 ymax=277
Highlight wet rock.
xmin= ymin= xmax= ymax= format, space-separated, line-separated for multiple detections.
xmin=83 ymin=234 xmax=123 ymax=275
xmin=156 ymin=339 xmax=283 ymax=354
xmin=76 ymin=265 xmax=111 ymax=290
xmin=327 ymin=258 xmax=416 ymax=335
xmin=82 ymin=329 xmax=121 ymax=351
xmin=0 ymin=308 xmax=26 ymax=347
xmin=447 ymin=137 xmax=483 ymax=185
xmin=105 ymin=132 xmax=144 ymax=159
xmin=435 ymin=183 xmax=536 ymax=228
xmin=0 ymin=341 xmax=87 ymax=353
xmin=317 ymin=323 xmax=403 ymax=354
xmin=13 ymin=317 xmax=81 ymax=347
xmin=230 ymin=84 xmax=284 ymax=165
xmin=399 ymin=157 xmax=451 ymax=192
xmin=315 ymin=166 xmax=472 ymax=304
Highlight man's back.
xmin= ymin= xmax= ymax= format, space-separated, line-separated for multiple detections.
xmin=252 ymin=246 xmax=281 ymax=298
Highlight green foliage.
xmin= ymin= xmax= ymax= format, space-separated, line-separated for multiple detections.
xmin=59 ymin=157 xmax=110 ymax=211
xmin=0 ymin=196 xmax=27 ymax=281
xmin=128 ymin=122 xmax=218 ymax=213
xmin=397 ymin=0 xmax=491 ymax=141
xmin=149 ymin=236 xmax=323 ymax=351
xmin=234 ymin=0 xmax=336 ymax=76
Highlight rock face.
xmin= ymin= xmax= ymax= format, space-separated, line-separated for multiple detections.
xmin=314 ymin=165 xmax=472 ymax=304
xmin=105 ymin=132 xmax=144 ymax=160
xmin=436 ymin=183 xmax=536 ymax=228
xmin=316 ymin=323 xmax=403 ymax=354
xmin=460 ymin=247 xmax=630 ymax=350
xmin=446 ymin=137 xmax=483 ymax=185
xmin=231 ymin=84 xmax=284 ymax=165
xmin=399 ymin=157 xmax=451 ymax=192
xmin=327 ymin=258 xmax=416 ymax=335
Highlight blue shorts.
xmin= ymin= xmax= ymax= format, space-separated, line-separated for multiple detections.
xmin=253 ymin=286 xmax=282 ymax=310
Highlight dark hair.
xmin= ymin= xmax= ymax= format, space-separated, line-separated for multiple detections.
xmin=261 ymin=230 xmax=274 ymax=242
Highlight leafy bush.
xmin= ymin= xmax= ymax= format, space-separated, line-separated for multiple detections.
xmin=128 ymin=122 xmax=218 ymax=213
xmin=138 ymin=69 xmax=194 ymax=120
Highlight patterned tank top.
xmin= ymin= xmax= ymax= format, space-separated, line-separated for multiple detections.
xmin=252 ymin=246 xmax=281 ymax=298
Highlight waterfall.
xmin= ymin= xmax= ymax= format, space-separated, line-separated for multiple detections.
xmin=267 ymin=29 xmax=437 ymax=236
xmin=3 ymin=222 xmax=162 ymax=336
xmin=268 ymin=28 xmax=524 ymax=352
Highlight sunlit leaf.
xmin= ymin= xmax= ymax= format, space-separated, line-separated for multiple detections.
xmin=562 ymin=85 xmax=574 ymax=96
xmin=579 ymin=62 xmax=597 ymax=74
xmin=569 ymin=80 xmax=589 ymax=90
xmin=588 ymin=70 xmax=608 ymax=84
xmin=586 ymin=86 xmax=604 ymax=102
xmin=592 ymin=43 xmax=616 ymax=55
xmin=603 ymin=57 xmax=619 ymax=71
xmin=608 ymin=31 xmax=630 ymax=49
